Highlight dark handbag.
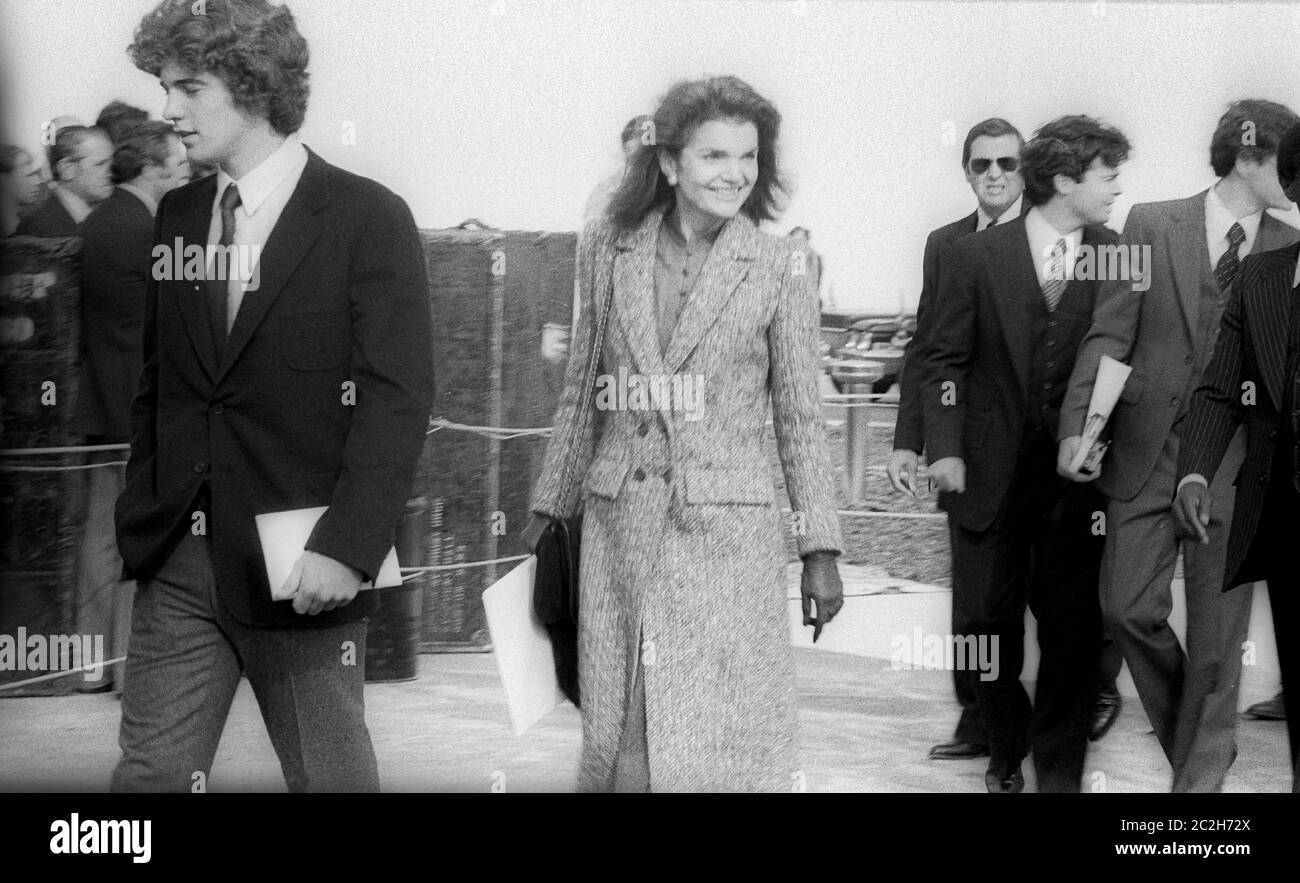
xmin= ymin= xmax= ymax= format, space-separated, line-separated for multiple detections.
xmin=532 ymin=259 xmax=612 ymax=709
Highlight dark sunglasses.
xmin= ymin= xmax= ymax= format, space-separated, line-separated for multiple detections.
xmin=969 ymin=156 xmax=1020 ymax=174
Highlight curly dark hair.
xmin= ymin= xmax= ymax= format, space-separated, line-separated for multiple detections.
xmin=1020 ymin=115 xmax=1131 ymax=206
xmin=607 ymin=75 xmax=788 ymax=231
xmin=128 ymin=0 xmax=310 ymax=135
xmin=1278 ymin=122 xmax=1300 ymax=196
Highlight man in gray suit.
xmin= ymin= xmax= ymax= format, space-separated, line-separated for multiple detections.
xmin=1059 ymin=99 xmax=1300 ymax=791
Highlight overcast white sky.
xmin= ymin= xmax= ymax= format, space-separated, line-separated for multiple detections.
xmin=3 ymin=0 xmax=1297 ymax=312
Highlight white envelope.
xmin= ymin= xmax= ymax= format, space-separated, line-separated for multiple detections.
xmin=482 ymin=556 xmax=564 ymax=735
xmin=255 ymin=506 xmax=402 ymax=600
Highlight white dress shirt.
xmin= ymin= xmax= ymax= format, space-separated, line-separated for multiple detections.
xmin=1024 ymin=205 xmax=1083 ymax=288
xmin=208 ymin=133 xmax=310 ymax=330
xmin=977 ymin=194 xmax=1023 ymax=232
xmin=1204 ymin=184 xmax=1262 ymax=269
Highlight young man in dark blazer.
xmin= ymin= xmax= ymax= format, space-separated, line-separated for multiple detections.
xmin=920 ymin=116 xmax=1131 ymax=792
xmin=1175 ymin=123 xmax=1300 ymax=790
xmin=73 ymin=120 xmax=188 ymax=693
xmin=889 ymin=117 xmax=1025 ymax=761
xmin=1060 ymin=100 xmax=1300 ymax=791
xmin=112 ymin=0 xmax=434 ymax=792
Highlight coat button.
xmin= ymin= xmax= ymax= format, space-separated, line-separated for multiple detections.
xmin=193 ymin=461 xmax=207 ymax=474
xmin=1046 ymin=339 xmax=1056 ymax=348
xmin=633 ymin=468 xmax=646 ymax=481
xmin=1169 ymin=396 xmax=1179 ymax=407
xmin=1259 ymin=473 xmax=1269 ymax=484
xmin=211 ymin=403 xmax=223 ymax=415
xmin=637 ymin=422 xmax=649 ymax=437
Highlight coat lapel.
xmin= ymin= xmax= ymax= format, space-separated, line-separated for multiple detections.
xmin=662 ymin=211 xmax=756 ymax=375
xmin=992 ymin=217 xmax=1037 ymax=397
xmin=612 ymin=208 xmax=669 ymax=379
xmin=1245 ymin=242 xmax=1299 ymax=409
xmin=214 ymin=149 xmax=328 ymax=385
xmin=175 ymin=174 xmax=221 ymax=382
xmin=1166 ymin=191 xmax=1206 ymax=344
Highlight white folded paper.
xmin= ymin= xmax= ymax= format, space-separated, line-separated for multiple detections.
xmin=1068 ymin=354 xmax=1132 ymax=475
xmin=482 ymin=556 xmax=565 ymax=736
xmin=255 ymin=506 xmax=402 ymax=600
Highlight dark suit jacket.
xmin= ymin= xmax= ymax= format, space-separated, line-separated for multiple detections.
xmin=1177 ymin=242 xmax=1300 ymax=591
xmin=1062 ymin=193 xmax=1299 ymax=502
xmin=893 ymin=211 xmax=977 ymax=453
xmin=73 ymin=187 xmax=153 ymax=439
xmin=115 ymin=149 xmax=435 ymax=629
xmin=919 ymin=214 xmax=1119 ymax=532
xmin=15 ymin=190 xmax=79 ymax=237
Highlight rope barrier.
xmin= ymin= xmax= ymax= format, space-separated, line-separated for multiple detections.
xmin=0 ymin=656 xmax=128 ymax=692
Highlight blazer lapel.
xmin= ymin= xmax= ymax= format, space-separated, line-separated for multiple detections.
xmin=991 ymin=218 xmax=1036 ymax=397
xmin=662 ymin=212 xmax=756 ymax=375
xmin=612 ymin=208 xmax=669 ymax=380
xmin=1166 ymin=191 xmax=1206 ymax=344
xmin=1245 ymin=242 xmax=1299 ymax=409
xmin=214 ymin=150 xmax=327 ymax=384
xmin=175 ymin=174 xmax=221 ymax=382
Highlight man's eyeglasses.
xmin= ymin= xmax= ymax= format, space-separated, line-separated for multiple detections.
xmin=969 ymin=156 xmax=1019 ymax=174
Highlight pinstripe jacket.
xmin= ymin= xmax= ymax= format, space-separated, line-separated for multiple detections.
xmin=1177 ymin=242 xmax=1300 ymax=590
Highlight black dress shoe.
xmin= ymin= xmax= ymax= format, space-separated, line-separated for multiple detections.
xmin=1245 ymin=693 xmax=1285 ymax=721
xmin=1089 ymin=686 xmax=1122 ymax=742
xmin=928 ymin=739 xmax=991 ymax=760
xmin=984 ymin=768 xmax=1025 ymax=793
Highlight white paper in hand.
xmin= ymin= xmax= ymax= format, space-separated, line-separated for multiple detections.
xmin=1069 ymin=354 xmax=1133 ymax=474
xmin=482 ymin=556 xmax=564 ymax=736
xmin=255 ymin=506 xmax=402 ymax=600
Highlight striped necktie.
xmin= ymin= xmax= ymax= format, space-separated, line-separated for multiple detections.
xmin=1214 ymin=222 xmax=1246 ymax=292
xmin=1042 ymin=238 xmax=1067 ymax=312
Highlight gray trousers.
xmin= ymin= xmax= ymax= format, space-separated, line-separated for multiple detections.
xmin=1101 ymin=425 xmax=1251 ymax=792
xmin=111 ymin=531 xmax=378 ymax=792
xmin=75 ymin=455 xmax=134 ymax=689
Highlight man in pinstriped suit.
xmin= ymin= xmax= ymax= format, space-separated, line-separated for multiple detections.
xmin=1175 ymin=122 xmax=1300 ymax=790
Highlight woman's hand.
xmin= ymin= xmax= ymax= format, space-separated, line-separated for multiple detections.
xmin=801 ymin=551 xmax=844 ymax=642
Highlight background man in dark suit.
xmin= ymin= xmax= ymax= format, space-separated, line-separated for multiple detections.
xmin=920 ymin=116 xmax=1131 ymax=792
xmin=889 ymin=117 xmax=1024 ymax=761
xmin=1175 ymin=122 xmax=1300 ymax=789
xmin=15 ymin=125 xmax=114 ymax=236
xmin=72 ymin=119 xmax=189 ymax=693
xmin=112 ymin=0 xmax=434 ymax=792
xmin=1060 ymin=100 xmax=1300 ymax=791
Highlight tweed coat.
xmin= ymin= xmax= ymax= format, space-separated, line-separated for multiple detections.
xmin=531 ymin=205 xmax=843 ymax=792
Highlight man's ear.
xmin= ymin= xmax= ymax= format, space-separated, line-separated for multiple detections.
xmin=53 ymin=156 xmax=74 ymax=183
xmin=1051 ymin=172 xmax=1075 ymax=199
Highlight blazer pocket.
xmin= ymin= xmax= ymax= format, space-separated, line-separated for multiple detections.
xmin=583 ymin=457 xmax=630 ymax=500
xmin=682 ymin=466 xmax=773 ymax=506
xmin=280 ymin=309 xmax=350 ymax=370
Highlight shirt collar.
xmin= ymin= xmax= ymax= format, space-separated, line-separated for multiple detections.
xmin=1294 ymin=254 xmax=1300 ymax=289
xmin=1205 ymin=183 xmax=1262 ymax=250
xmin=215 ymin=134 xmax=308 ymax=217
xmin=661 ymin=204 xmax=723 ymax=251
xmin=1024 ymin=205 xmax=1083 ymax=272
xmin=53 ymin=185 xmax=92 ymax=225
xmin=977 ymin=193 xmax=1023 ymax=231
xmin=117 ymin=183 xmax=158 ymax=217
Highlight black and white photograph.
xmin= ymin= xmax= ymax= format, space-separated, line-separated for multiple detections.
xmin=0 ymin=0 xmax=1297 ymax=861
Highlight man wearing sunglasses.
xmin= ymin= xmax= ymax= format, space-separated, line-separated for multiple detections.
xmin=1059 ymin=99 xmax=1300 ymax=792
xmin=890 ymin=118 xmax=1023 ymax=762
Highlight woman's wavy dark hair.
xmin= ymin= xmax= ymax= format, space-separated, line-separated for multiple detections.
xmin=128 ymin=0 xmax=310 ymax=135
xmin=607 ymin=75 xmax=788 ymax=232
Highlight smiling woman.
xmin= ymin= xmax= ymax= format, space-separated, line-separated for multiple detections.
xmin=528 ymin=75 xmax=845 ymax=793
